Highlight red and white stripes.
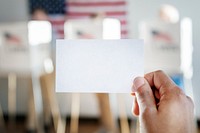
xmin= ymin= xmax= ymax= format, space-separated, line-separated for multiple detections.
xmin=49 ymin=15 xmax=66 ymax=39
xmin=67 ymin=0 xmax=129 ymax=38
xmin=48 ymin=0 xmax=129 ymax=39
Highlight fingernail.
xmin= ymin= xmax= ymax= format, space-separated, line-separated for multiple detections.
xmin=131 ymin=92 xmax=135 ymax=96
xmin=132 ymin=77 xmax=145 ymax=92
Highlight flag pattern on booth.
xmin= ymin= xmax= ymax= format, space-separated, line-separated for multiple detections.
xmin=67 ymin=0 xmax=129 ymax=38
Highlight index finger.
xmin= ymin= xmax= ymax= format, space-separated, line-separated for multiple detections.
xmin=144 ymin=70 xmax=177 ymax=96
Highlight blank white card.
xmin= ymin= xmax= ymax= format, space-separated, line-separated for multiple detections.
xmin=56 ymin=39 xmax=143 ymax=93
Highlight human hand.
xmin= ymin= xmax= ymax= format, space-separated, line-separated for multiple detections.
xmin=132 ymin=70 xmax=194 ymax=133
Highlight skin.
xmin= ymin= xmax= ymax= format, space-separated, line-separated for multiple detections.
xmin=132 ymin=70 xmax=194 ymax=133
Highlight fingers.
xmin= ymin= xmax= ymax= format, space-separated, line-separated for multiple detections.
xmin=132 ymin=77 xmax=157 ymax=115
xmin=132 ymin=97 xmax=139 ymax=116
xmin=144 ymin=70 xmax=178 ymax=96
xmin=186 ymin=96 xmax=194 ymax=109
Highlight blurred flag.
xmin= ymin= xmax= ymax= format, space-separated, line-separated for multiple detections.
xmin=67 ymin=0 xmax=129 ymax=38
xmin=29 ymin=0 xmax=66 ymax=39
xmin=151 ymin=30 xmax=173 ymax=44
xmin=29 ymin=0 xmax=129 ymax=39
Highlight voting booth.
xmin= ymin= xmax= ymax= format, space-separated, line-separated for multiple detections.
xmin=0 ymin=21 xmax=55 ymax=132
xmin=140 ymin=21 xmax=181 ymax=74
xmin=0 ymin=21 xmax=51 ymax=75
xmin=140 ymin=19 xmax=193 ymax=98
xmin=64 ymin=19 xmax=103 ymax=39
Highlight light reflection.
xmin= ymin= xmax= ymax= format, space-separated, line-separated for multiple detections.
xmin=181 ymin=18 xmax=193 ymax=78
xmin=28 ymin=21 xmax=52 ymax=45
xmin=103 ymin=18 xmax=121 ymax=39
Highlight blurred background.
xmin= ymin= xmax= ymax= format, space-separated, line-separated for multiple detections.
xmin=0 ymin=0 xmax=199 ymax=133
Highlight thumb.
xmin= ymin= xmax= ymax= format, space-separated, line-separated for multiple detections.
xmin=132 ymin=77 xmax=157 ymax=115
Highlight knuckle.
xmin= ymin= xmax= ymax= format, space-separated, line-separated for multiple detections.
xmin=136 ymin=88 xmax=151 ymax=104
xmin=141 ymin=107 xmax=156 ymax=117
xmin=155 ymin=70 xmax=164 ymax=73
xmin=173 ymin=86 xmax=183 ymax=94
xmin=137 ymin=87 xmax=150 ymax=98
xmin=155 ymin=70 xmax=165 ymax=75
xmin=186 ymin=96 xmax=194 ymax=108
xmin=174 ymin=90 xmax=194 ymax=110
xmin=168 ymin=86 xmax=184 ymax=97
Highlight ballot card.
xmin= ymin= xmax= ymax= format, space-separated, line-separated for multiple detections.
xmin=56 ymin=39 xmax=144 ymax=93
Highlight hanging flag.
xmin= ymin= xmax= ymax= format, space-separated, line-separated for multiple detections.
xmin=67 ymin=0 xmax=129 ymax=38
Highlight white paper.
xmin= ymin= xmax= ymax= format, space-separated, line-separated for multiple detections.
xmin=56 ymin=39 xmax=144 ymax=93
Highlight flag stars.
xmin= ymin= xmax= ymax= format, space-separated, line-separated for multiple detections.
xmin=29 ymin=0 xmax=66 ymax=14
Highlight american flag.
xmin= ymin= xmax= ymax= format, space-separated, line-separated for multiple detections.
xmin=67 ymin=0 xmax=129 ymax=38
xmin=29 ymin=0 xmax=66 ymax=39
xmin=151 ymin=30 xmax=173 ymax=44
xmin=29 ymin=0 xmax=129 ymax=39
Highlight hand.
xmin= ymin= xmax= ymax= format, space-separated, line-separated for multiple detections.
xmin=132 ymin=70 xmax=194 ymax=133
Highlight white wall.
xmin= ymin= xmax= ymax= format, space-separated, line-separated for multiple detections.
xmin=0 ymin=0 xmax=29 ymax=22
xmin=127 ymin=0 xmax=200 ymax=119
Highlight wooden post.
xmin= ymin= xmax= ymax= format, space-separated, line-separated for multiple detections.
xmin=27 ymin=74 xmax=45 ymax=133
xmin=96 ymin=93 xmax=117 ymax=133
xmin=40 ymin=75 xmax=51 ymax=128
xmin=8 ymin=73 xmax=17 ymax=121
xmin=70 ymin=93 xmax=80 ymax=133
xmin=27 ymin=78 xmax=37 ymax=132
xmin=117 ymin=94 xmax=130 ymax=133
xmin=40 ymin=73 xmax=66 ymax=133
xmin=0 ymin=103 xmax=5 ymax=131
xmin=7 ymin=73 xmax=17 ymax=132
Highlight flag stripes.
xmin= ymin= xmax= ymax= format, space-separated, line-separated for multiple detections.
xmin=67 ymin=0 xmax=129 ymax=38
xmin=29 ymin=0 xmax=129 ymax=39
